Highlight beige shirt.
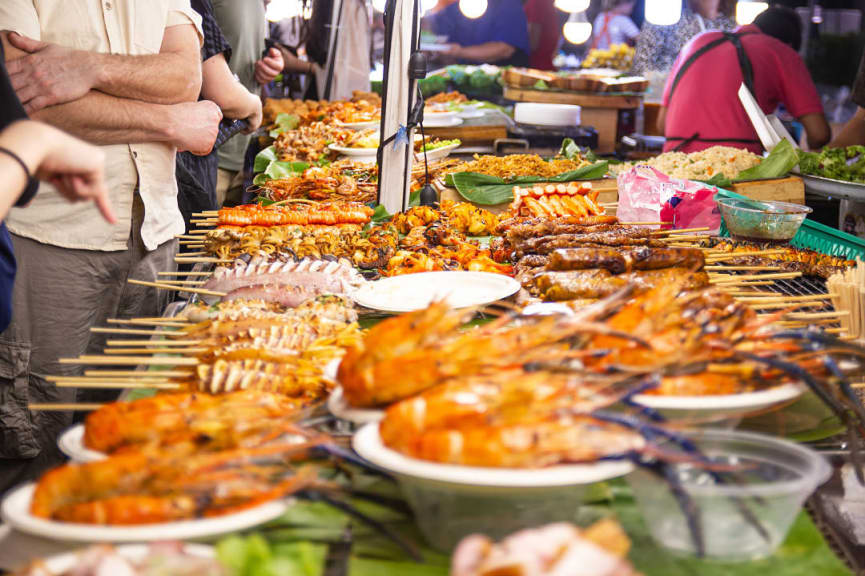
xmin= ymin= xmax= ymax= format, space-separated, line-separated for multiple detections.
xmin=0 ymin=0 xmax=203 ymax=251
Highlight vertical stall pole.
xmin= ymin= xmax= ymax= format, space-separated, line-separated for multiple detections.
xmin=377 ymin=0 xmax=421 ymax=213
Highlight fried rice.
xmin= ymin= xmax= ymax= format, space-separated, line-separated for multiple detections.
xmin=611 ymin=146 xmax=762 ymax=181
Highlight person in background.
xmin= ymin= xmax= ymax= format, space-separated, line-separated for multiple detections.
xmin=830 ymin=51 xmax=865 ymax=148
xmin=632 ymin=0 xmax=735 ymax=78
xmin=0 ymin=0 xmax=219 ymax=493
xmin=177 ymin=0 xmax=263 ymax=228
xmin=211 ymin=0 xmax=284 ymax=207
xmin=428 ymin=0 xmax=530 ymax=67
xmin=524 ymin=0 xmax=561 ymax=70
xmin=275 ymin=0 xmax=372 ymax=101
xmin=657 ymin=6 xmax=829 ymax=153
xmin=590 ymin=0 xmax=639 ymax=51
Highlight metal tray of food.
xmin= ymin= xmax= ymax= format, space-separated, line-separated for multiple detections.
xmin=800 ymin=173 xmax=865 ymax=201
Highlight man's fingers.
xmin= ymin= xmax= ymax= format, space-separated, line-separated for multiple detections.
xmin=24 ymin=95 xmax=52 ymax=114
xmin=91 ymin=183 xmax=117 ymax=224
xmin=7 ymin=31 xmax=46 ymax=54
xmin=11 ymin=82 xmax=39 ymax=106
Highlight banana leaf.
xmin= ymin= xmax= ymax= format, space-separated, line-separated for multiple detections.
xmin=254 ymin=145 xmax=279 ymax=173
xmin=269 ymin=113 xmax=300 ymax=138
xmin=447 ymin=161 xmax=609 ymax=205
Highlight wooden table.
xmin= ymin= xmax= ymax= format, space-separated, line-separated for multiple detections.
xmin=503 ymin=86 xmax=643 ymax=155
xmin=424 ymin=110 xmax=509 ymax=146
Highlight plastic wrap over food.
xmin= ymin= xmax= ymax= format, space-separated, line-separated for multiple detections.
xmin=616 ymin=166 xmax=721 ymax=232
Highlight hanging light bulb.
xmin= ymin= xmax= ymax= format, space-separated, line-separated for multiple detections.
xmin=459 ymin=0 xmax=488 ymax=19
xmin=735 ymin=1 xmax=768 ymax=25
xmin=553 ymin=0 xmax=589 ymax=14
xmin=644 ymin=0 xmax=681 ymax=26
xmin=372 ymin=0 xmax=386 ymax=12
xmin=563 ymin=11 xmax=592 ymax=45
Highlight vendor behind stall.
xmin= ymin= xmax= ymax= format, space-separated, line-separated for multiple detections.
xmin=591 ymin=0 xmax=639 ymax=51
xmin=429 ymin=0 xmax=530 ymax=67
xmin=657 ymin=6 xmax=829 ymax=153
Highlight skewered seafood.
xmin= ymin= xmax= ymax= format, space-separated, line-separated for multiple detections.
xmin=392 ymin=201 xmax=500 ymax=237
xmin=83 ymin=390 xmax=308 ymax=454
xmin=202 ymin=257 xmax=365 ymax=307
xmin=510 ymin=183 xmax=605 ymax=220
xmin=192 ymin=357 xmax=333 ymax=399
xmin=180 ymin=294 xmax=357 ymax=325
xmin=203 ymin=224 xmax=398 ymax=265
xmin=338 ymin=301 xmax=607 ymax=407
xmin=30 ymin=439 xmax=325 ymax=524
xmin=700 ymin=238 xmax=855 ymax=279
xmin=217 ymin=203 xmax=373 ymax=227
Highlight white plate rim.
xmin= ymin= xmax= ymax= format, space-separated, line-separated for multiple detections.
xmin=631 ymin=382 xmax=805 ymax=410
xmin=350 ymin=271 xmax=520 ymax=313
xmin=327 ymin=143 xmax=377 ymax=157
xmin=414 ymin=141 xmax=460 ymax=162
xmin=423 ymin=116 xmax=464 ymax=128
xmin=39 ymin=543 xmax=215 ymax=573
xmin=333 ymin=119 xmax=380 ymax=130
xmin=353 ymin=423 xmax=633 ymax=487
xmin=327 ymin=385 xmax=384 ymax=424
xmin=58 ymin=425 xmax=106 ymax=463
xmin=1 ymin=484 xmax=289 ymax=543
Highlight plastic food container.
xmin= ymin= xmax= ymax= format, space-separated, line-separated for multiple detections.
xmin=353 ymin=424 xmax=633 ymax=551
xmin=627 ymin=429 xmax=831 ymax=561
xmin=716 ymin=198 xmax=812 ymax=244
xmin=514 ymin=103 xmax=581 ymax=127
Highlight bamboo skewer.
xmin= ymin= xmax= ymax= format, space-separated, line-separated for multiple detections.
xmin=619 ymin=221 xmax=671 ymax=226
xmin=732 ymin=293 xmax=834 ymax=303
xmin=92 ymin=327 xmax=168 ymax=336
xmin=106 ymin=339 xmax=201 ymax=347
xmin=85 ymin=370 xmax=192 ymax=378
xmin=106 ymin=319 xmax=189 ymax=328
xmin=784 ymin=310 xmax=850 ymax=320
xmin=127 ymin=278 xmax=226 ymax=297
xmin=54 ymin=381 xmax=182 ymax=390
xmin=747 ymin=302 xmax=824 ymax=310
xmin=651 ymin=227 xmax=710 ymax=236
xmin=177 ymin=251 xmax=207 ymax=257
xmin=29 ymin=403 xmax=103 ymax=411
xmin=48 ymin=375 xmax=175 ymax=383
xmin=158 ymin=271 xmax=212 ymax=277
xmin=174 ymin=257 xmax=231 ymax=264
xmin=704 ymin=265 xmax=781 ymax=271
xmin=60 ymin=355 xmax=201 ymax=366
xmin=710 ymin=272 xmax=802 ymax=283
xmin=104 ymin=347 xmax=208 ymax=355
xmin=705 ymin=249 xmax=789 ymax=262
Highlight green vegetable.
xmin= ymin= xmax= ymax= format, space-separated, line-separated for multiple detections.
xmin=532 ymin=79 xmax=549 ymax=91
xmin=735 ymin=139 xmax=799 ymax=182
xmin=422 ymin=139 xmax=460 ymax=152
xmin=268 ymin=112 xmax=300 ymax=138
xmin=252 ymin=160 xmax=309 ymax=186
xmin=798 ymin=144 xmax=865 ymax=183
xmin=449 ymin=161 xmax=609 ymax=205
xmin=253 ymin=145 xmax=279 ymax=173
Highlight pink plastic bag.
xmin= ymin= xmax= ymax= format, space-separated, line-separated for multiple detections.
xmin=616 ymin=166 xmax=721 ymax=232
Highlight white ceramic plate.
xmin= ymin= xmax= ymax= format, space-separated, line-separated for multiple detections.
xmin=423 ymin=116 xmax=464 ymax=128
xmin=1 ymin=484 xmax=289 ymax=543
xmin=58 ymin=425 xmax=105 ymax=463
xmin=415 ymin=141 xmax=460 ymax=162
xmin=334 ymin=119 xmax=380 ymax=131
xmin=351 ymin=271 xmax=520 ymax=313
xmin=328 ymin=143 xmax=378 ymax=158
xmin=353 ymin=423 xmax=634 ymax=487
xmin=36 ymin=543 xmax=214 ymax=573
xmin=327 ymin=385 xmax=384 ymax=425
xmin=631 ymin=382 xmax=805 ymax=412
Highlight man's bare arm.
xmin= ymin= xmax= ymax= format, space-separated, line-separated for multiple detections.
xmin=4 ymin=24 xmax=201 ymax=112
xmin=1 ymin=31 xmax=220 ymax=154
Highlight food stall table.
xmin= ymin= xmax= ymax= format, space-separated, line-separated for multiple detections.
xmin=503 ymin=86 xmax=643 ymax=155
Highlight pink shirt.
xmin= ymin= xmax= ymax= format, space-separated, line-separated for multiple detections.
xmin=662 ymin=25 xmax=823 ymax=154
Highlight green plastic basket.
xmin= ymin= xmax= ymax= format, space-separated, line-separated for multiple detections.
xmin=714 ymin=188 xmax=865 ymax=261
